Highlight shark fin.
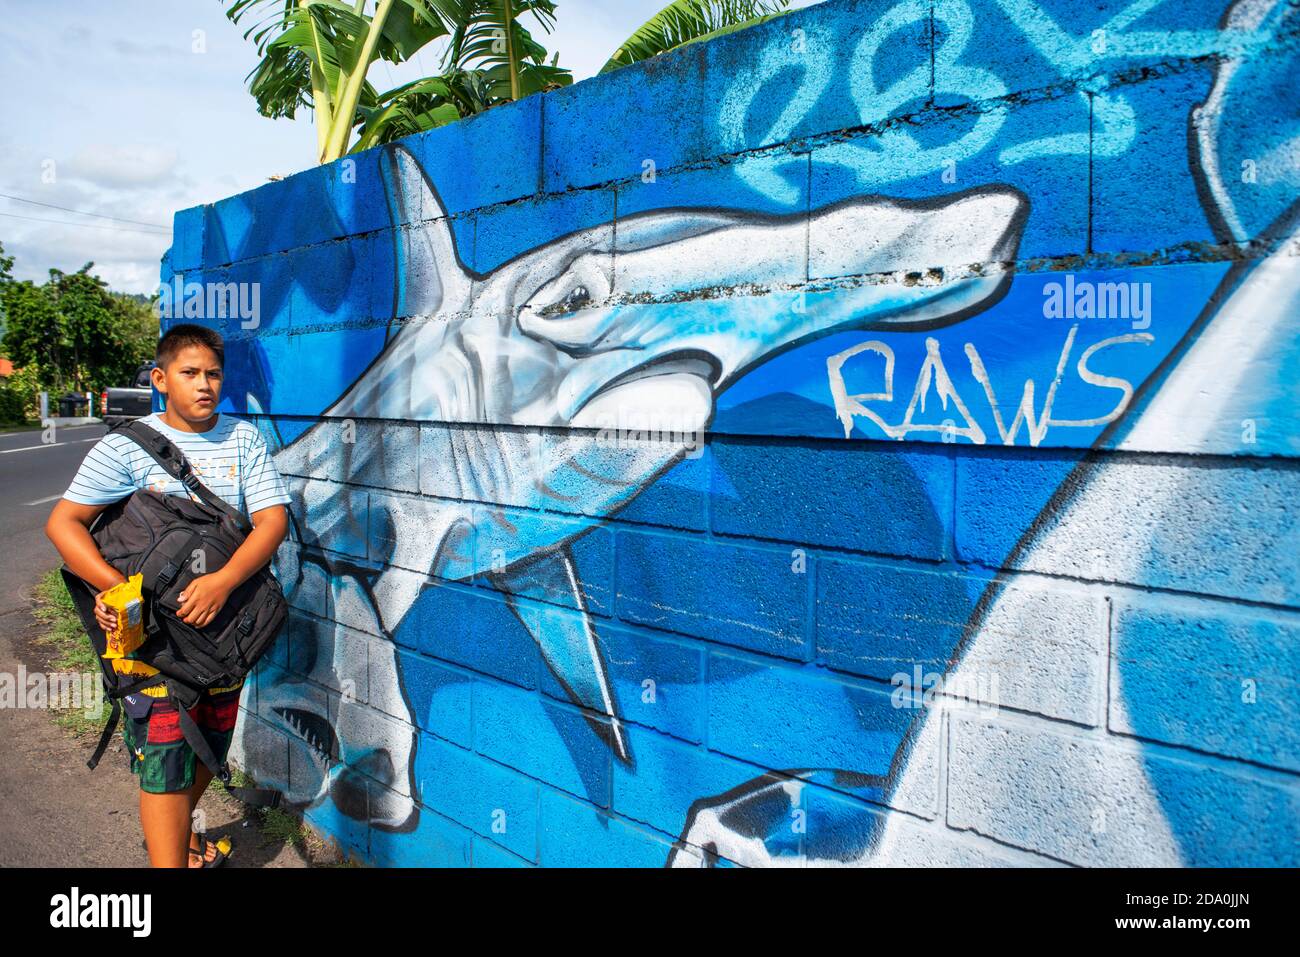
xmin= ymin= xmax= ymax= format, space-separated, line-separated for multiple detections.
xmin=490 ymin=549 xmax=631 ymax=764
xmin=378 ymin=143 xmax=472 ymax=321
xmin=244 ymin=392 xmax=284 ymax=455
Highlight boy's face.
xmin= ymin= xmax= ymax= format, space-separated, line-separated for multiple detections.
xmin=152 ymin=344 xmax=223 ymax=421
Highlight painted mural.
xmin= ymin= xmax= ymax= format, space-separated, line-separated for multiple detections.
xmin=167 ymin=0 xmax=1299 ymax=866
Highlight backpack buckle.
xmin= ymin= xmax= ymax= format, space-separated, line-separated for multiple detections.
xmin=156 ymin=561 xmax=178 ymax=587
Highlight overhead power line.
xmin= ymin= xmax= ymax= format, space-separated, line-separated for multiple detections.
xmin=0 ymin=210 xmax=170 ymax=236
xmin=0 ymin=190 xmax=170 ymax=229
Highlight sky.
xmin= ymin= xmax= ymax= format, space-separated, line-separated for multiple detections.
xmin=0 ymin=0 xmax=821 ymax=295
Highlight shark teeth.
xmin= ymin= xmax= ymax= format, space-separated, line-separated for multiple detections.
xmin=274 ymin=706 xmax=338 ymax=765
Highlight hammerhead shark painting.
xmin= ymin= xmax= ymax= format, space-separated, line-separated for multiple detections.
xmin=210 ymin=0 xmax=1298 ymax=869
xmin=241 ymin=143 xmax=1029 ymax=831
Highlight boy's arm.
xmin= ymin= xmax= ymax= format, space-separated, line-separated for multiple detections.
xmin=45 ymin=499 xmax=126 ymax=593
xmin=46 ymin=499 xmax=129 ymax=634
xmin=50 ymin=432 xmax=138 ymax=593
xmin=174 ymin=504 xmax=288 ymax=627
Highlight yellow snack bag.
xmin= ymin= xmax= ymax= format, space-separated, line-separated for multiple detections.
xmin=111 ymin=658 xmax=158 ymax=676
xmin=101 ymin=574 xmax=145 ymax=658
xmin=111 ymin=657 xmax=166 ymax=696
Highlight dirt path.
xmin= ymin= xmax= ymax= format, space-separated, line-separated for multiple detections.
xmin=0 ymin=577 xmax=322 ymax=868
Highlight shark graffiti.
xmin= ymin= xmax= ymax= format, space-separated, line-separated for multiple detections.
xmin=242 ymin=143 xmax=1028 ymax=830
xmin=216 ymin=0 xmax=1300 ymax=864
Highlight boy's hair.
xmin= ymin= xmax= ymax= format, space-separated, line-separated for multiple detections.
xmin=156 ymin=323 xmax=224 ymax=370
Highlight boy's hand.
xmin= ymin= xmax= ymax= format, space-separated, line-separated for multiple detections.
xmin=93 ymin=589 xmax=121 ymax=633
xmin=176 ymin=571 xmax=235 ymax=628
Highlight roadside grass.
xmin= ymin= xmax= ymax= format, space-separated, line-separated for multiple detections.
xmin=1 ymin=420 xmax=105 ymax=435
xmin=216 ymin=768 xmax=320 ymax=854
xmin=0 ymin=420 xmax=41 ymax=434
xmin=31 ymin=568 xmax=108 ymax=736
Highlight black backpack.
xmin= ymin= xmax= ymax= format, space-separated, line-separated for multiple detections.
xmin=62 ymin=419 xmax=286 ymax=807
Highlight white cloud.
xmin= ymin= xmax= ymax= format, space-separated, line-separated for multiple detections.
xmin=4 ymin=219 xmax=168 ymax=288
xmin=0 ymin=0 xmax=830 ymax=296
xmin=111 ymin=37 xmax=188 ymax=59
xmin=63 ymin=145 xmax=181 ymax=190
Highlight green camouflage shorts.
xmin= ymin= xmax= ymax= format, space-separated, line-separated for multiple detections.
xmin=121 ymin=684 xmax=244 ymax=794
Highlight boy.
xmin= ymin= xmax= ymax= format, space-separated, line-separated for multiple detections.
xmin=45 ymin=323 xmax=291 ymax=868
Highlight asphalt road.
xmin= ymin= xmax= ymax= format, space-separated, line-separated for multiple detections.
xmin=0 ymin=422 xmax=107 ymax=606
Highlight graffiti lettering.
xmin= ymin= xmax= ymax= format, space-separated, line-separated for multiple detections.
xmin=716 ymin=0 xmax=1270 ymax=196
xmin=828 ymin=326 xmax=1155 ymax=444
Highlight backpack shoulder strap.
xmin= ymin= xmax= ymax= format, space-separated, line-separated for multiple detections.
xmin=173 ymin=690 xmax=281 ymax=808
xmin=112 ymin=419 xmax=252 ymax=535
xmin=86 ymin=672 xmax=169 ymax=771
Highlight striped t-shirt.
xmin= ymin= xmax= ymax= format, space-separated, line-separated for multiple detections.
xmin=64 ymin=411 xmax=292 ymax=519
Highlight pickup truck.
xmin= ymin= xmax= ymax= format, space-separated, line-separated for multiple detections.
xmin=100 ymin=362 xmax=155 ymax=427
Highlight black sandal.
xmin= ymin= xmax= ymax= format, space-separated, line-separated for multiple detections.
xmin=187 ymin=835 xmax=232 ymax=868
xmin=139 ymin=834 xmax=232 ymax=866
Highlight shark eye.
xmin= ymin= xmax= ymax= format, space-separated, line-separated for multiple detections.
xmin=539 ymin=284 xmax=592 ymax=318
xmin=522 ymin=250 xmax=614 ymax=327
xmin=561 ymin=285 xmax=591 ymax=311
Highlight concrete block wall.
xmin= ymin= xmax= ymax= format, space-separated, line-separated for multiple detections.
xmin=168 ymin=0 xmax=1299 ymax=866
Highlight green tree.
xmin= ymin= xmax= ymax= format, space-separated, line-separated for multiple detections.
xmin=226 ymin=1 xmax=790 ymax=159
xmin=47 ymin=267 xmax=119 ymax=392
xmin=225 ymin=0 xmax=504 ymax=163
xmin=0 ymin=240 xmax=13 ymax=345
xmin=226 ymin=0 xmax=430 ymax=163
xmin=600 ymin=0 xmax=791 ymax=74
xmin=1 ymin=280 xmax=62 ymax=390
xmin=352 ymin=0 xmax=571 ymax=151
xmin=1 ymin=264 xmax=156 ymax=396
xmin=0 ymin=363 xmax=41 ymax=424
xmin=109 ymin=293 xmax=161 ymax=385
